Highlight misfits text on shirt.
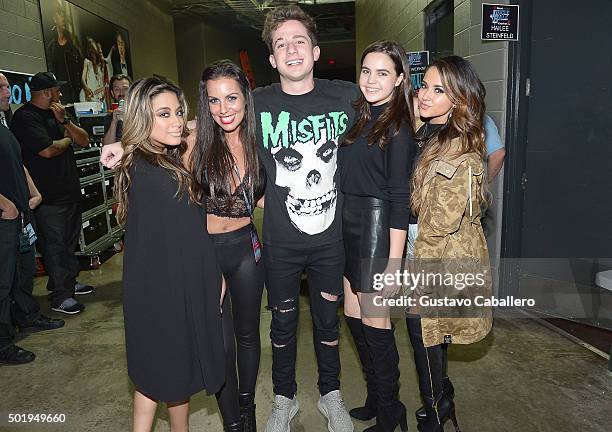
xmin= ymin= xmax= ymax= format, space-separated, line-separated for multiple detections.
xmin=261 ymin=110 xmax=349 ymax=235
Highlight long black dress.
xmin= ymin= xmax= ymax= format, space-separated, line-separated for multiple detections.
xmin=122 ymin=155 xmax=225 ymax=402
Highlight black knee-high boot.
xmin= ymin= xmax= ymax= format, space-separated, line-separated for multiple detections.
xmin=415 ymin=344 xmax=454 ymax=422
xmin=239 ymin=392 xmax=256 ymax=432
xmin=344 ymin=315 xmax=377 ymax=421
xmin=406 ymin=316 xmax=460 ymax=432
xmin=362 ymin=324 xmax=408 ymax=432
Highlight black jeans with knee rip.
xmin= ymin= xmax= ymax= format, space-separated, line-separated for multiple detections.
xmin=264 ymin=240 xmax=344 ymax=399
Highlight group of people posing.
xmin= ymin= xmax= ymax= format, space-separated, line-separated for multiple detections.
xmin=100 ymin=5 xmax=498 ymax=432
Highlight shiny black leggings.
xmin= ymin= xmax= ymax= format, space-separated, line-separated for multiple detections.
xmin=212 ymin=224 xmax=265 ymax=423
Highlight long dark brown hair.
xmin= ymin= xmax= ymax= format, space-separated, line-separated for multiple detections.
xmin=114 ymin=77 xmax=196 ymax=224
xmin=190 ymin=60 xmax=260 ymax=207
xmin=344 ymin=40 xmax=416 ymax=149
xmin=411 ymin=56 xmax=487 ymax=215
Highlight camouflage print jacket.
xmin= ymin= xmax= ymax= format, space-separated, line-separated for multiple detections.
xmin=412 ymin=138 xmax=493 ymax=347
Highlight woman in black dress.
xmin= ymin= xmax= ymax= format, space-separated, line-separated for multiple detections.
xmin=115 ymin=77 xmax=226 ymax=432
xmin=340 ymin=41 xmax=417 ymax=432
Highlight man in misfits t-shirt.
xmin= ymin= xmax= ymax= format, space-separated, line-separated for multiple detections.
xmin=257 ymin=6 xmax=358 ymax=432
xmin=255 ymin=80 xmax=356 ymax=243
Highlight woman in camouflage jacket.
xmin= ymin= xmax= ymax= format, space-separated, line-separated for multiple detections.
xmin=407 ymin=56 xmax=492 ymax=432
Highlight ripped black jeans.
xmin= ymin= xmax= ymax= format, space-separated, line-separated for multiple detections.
xmin=264 ymin=241 xmax=344 ymax=399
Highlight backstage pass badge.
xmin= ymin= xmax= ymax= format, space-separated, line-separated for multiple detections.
xmin=250 ymin=228 xmax=262 ymax=264
xmin=20 ymin=223 xmax=37 ymax=253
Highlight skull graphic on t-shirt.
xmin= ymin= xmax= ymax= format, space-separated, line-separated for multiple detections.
xmin=271 ymin=127 xmax=338 ymax=234
xmin=261 ymin=110 xmax=348 ymax=235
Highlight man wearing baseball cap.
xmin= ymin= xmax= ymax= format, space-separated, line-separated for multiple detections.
xmin=11 ymin=72 xmax=93 ymax=315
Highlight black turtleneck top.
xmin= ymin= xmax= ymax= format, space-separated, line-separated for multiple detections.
xmin=339 ymin=103 xmax=417 ymax=230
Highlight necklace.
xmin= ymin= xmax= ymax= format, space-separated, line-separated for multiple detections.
xmin=416 ymin=122 xmax=438 ymax=148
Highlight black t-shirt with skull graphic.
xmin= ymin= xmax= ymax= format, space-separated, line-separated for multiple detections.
xmin=254 ymin=79 xmax=360 ymax=248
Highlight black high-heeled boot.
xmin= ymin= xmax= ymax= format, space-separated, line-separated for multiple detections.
xmin=362 ymin=324 xmax=409 ymax=432
xmin=224 ymin=419 xmax=245 ymax=432
xmin=415 ymin=378 xmax=454 ymax=422
xmin=415 ymin=344 xmax=454 ymax=422
xmin=345 ymin=315 xmax=377 ymax=421
xmin=407 ymin=316 xmax=460 ymax=432
xmin=414 ymin=377 xmax=455 ymax=421
xmin=239 ymin=393 xmax=256 ymax=432
xmin=417 ymin=395 xmax=460 ymax=432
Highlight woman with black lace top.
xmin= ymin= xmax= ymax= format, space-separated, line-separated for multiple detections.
xmin=190 ymin=60 xmax=266 ymax=432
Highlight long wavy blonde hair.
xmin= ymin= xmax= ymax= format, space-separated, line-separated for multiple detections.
xmin=114 ymin=77 xmax=199 ymax=224
xmin=411 ymin=56 xmax=488 ymax=215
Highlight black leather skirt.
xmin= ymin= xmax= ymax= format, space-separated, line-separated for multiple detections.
xmin=342 ymin=194 xmax=390 ymax=293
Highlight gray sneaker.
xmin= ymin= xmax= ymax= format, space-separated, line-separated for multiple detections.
xmin=317 ymin=390 xmax=354 ymax=432
xmin=264 ymin=395 xmax=299 ymax=432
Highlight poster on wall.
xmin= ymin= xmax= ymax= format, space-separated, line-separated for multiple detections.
xmin=39 ymin=0 xmax=133 ymax=105
xmin=407 ymin=51 xmax=430 ymax=90
xmin=481 ymin=3 xmax=519 ymax=41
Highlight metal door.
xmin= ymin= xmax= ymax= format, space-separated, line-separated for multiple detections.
xmin=502 ymin=0 xmax=612 ymax=327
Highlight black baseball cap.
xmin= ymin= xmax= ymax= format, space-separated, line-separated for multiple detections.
xmin=29 ymin=72 xmax=67 ymax=91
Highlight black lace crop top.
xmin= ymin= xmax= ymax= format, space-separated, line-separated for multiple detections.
xmin=205 ymin=166 xmax=266 ymax=218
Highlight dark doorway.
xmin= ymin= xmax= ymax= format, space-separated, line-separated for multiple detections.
xmin=502 ymin=0 xmax=612 ymax=331
xmin=424 ymin=0 xmax=454 ymax=60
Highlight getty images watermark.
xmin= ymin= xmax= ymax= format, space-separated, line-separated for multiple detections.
xmin=357 ymin=258 xmax=538 ymax=318
xmin=371 ymin=268 xmax=536 ymax=308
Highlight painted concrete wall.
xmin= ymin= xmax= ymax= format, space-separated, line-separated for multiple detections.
xmin=174 ymin=14 xmax=274 ymax=112
xmin=355 ymin=0 xmax=511 ymax=290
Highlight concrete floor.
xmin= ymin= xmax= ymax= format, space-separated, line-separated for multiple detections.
xmin=1 ymin=252 xmax=611 ymax=432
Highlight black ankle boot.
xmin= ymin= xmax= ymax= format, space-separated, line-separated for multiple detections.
xmin=407 ymin=317 xmax=461 ymax=432
xmin=224 ymin=419 xmax=245 ymax=432
xmin=345 ymin=315 xmax=377 ymax=421
xmin=239 ymin=393 xmax=256 ymax=432
xmin=362 ymin=324 xmax=408 ymax=432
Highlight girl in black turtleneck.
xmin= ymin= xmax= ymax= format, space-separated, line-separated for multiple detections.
xmin=339 ymin=40 xmax=417 ymax=432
